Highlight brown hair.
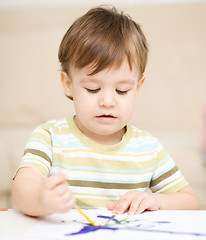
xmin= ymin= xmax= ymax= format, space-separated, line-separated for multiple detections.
xmin=58 ymin=6 xmax=148 ymax=77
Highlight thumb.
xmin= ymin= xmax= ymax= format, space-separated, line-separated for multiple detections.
xmin=45 ymin=174 xmax=67 ymax=190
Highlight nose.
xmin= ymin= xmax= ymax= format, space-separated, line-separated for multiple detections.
xmin=99 ymin=90 xmax=115 ymax=108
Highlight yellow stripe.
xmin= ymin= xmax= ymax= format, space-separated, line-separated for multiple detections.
xmin=157 ymin=148 xmax=169 ymax=160
xmin=31 ymin=131 xmax=51 ymax=142
xmin=54 ymin=144 xmax=157 ymax=158
xmin=55 ymin=166 xmax=153 ymax=175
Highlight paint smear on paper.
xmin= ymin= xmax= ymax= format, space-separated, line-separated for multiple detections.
xmin=65 ymin=225 xmax=118 ymax=236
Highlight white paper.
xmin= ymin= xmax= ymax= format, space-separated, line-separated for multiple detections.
xmin=24 ymin=208 xmax=206 ymax=240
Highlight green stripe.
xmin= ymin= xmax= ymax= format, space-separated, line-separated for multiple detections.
xmin=68 ymin=180 xmax=149 ymax=189
xmin=24 ymin=149 xmax=51 ymax=164
xmin=150 ymin=166 xmax=178 ymax=187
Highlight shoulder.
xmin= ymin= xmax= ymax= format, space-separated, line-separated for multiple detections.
xmin=129 ymin=124 xmax=158 ymax=140
xmin=36 ymin=117 xmax=71 ymax=134
xmin=128 ymin=124 xmax=160 ymax=149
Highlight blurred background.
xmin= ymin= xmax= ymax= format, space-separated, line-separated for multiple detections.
xmin=0 ymin=0 xmax=206 ymax=209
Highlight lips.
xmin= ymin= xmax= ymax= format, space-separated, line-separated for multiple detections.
xmin=96 ymin=115 xmax=117 ymax=123
xmin=97 ymin=115 xmax=116 ymax=118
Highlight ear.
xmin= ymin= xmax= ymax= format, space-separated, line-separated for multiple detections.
xmin=61 ymin=71 xmax=73 ymax=99
xmin=137 ymin=75 xmax=145 ymax=90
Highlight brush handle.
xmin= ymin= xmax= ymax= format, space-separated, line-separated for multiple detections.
xmin=75 ymin=206 xmax=98 ymax=226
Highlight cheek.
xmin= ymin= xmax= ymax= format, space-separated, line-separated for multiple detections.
xmin=122 ymin=102 xmax=134 ymax=115
xmin=122 ymin=93 xmax=136 ymax=108
xmin=119 ymin=95 xmax=136 ymax=116
xmin=73 ymin=92 xmax=94 ymax=115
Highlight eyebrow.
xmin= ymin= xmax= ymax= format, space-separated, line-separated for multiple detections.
xmin=117 ymin=79 xmax=135 ymax=85
xmin=80 ymin=78 xmax=135 ymax=84
xmin=80 ymin=78 xmax=99 ymax=83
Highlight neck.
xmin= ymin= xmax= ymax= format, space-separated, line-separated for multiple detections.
xmin=74 ymin=116 xmax=126 ymax=145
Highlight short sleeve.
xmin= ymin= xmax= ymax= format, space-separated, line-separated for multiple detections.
xmin=17 ymin=124 xmax=53 ymax=176
xmin=150 ymin=142 xmax=188 ymax=193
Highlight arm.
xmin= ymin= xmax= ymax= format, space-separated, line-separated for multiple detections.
xmin=155 ymin=185 xmax=199 ymax=210
xmin=12 ymin=167 xmax=76 ymax=217
xmin=107 ymin=185 xmax=199 ymax=215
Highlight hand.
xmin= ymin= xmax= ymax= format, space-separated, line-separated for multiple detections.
xmin=107 ymin=190 xmax=160 ymax=215
xmin=39 ymin=174 xmax=76 ymax=215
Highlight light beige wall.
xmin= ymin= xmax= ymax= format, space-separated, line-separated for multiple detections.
xmin=0 ymin=2 xmax=206 ymax=208
xmin=0 ymin=3 xmax=205 ymax=130
xmin=128 ymin=3 xmax=206 ymax=132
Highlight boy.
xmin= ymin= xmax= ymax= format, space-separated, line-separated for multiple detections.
xmin=12 ymin=6 xmax=199 ymax=217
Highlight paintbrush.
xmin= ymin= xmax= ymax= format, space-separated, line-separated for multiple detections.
xmin=75 ymin=206 xmax=99 ymax=226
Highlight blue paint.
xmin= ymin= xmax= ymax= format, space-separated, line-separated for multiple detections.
xmin=66 ymin=214 xmax=205 ymax=237
xmin=65 ymin=224 xmax=206 ymax=237
xmin=97 ymin=215 xmax=120 ymax=223
xmin=65 ymin=225 xmax=118 ymax=236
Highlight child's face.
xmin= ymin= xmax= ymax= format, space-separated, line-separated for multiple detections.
xmin=62 ymin=60 xmax=143 ymax=144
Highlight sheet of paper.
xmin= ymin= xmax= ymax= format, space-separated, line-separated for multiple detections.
xmin=24 ymin=208 xmax=206 ymax=240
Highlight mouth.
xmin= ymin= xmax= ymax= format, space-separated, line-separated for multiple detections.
xmin=96 ymin=115 xmax=117 ymax=122
xmin=97 ymin=115 xmax=116 ymax=118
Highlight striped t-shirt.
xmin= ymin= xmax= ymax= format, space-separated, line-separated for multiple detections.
xmin=19 ymin=117 xmax=188 ymax=207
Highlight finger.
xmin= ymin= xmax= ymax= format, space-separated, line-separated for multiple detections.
xmin=53 ymin=182 xmax=70 ymax=196
xmin=128 ymin=196 xmax=143 ymax=215
xmin=135 ymin=198 xmax=150 ymax=214
xmin=47 ymin=188 xmax=75 ymax=214
xmin=57 ymin=195 xmax=76 ymax=213
xmin=113 ymin=196 xmax=132 ymax=214
xmin=107 ymin=201 xmax=117 ymax=210
xmin=45 ymin=174 xmax=67 ymax=190
xmin=65 ymin=195 xmax=76 ymax=211
xmin=57 ymin=188 xmax=74 ymax=203
xmin=52 ymin=194 xmax=76 ymax=214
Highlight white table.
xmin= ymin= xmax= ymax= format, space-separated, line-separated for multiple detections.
xmin=1 ymin=208 xmax=206 ymax=240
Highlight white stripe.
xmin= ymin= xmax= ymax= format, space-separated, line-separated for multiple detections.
xmin=23 ymin=154 xmax=51 ymax=168
xmin=129 ymin=136 xmax=157 ymax=145
xmin=53 ymin=134 xmax=80 ymax=142
xmin=156 ymin=176 xmax=185 ymax=193
xmin=76 ymin=195 xmax=119 ymax=201
xmin=50 ymin=167 xmax=68 ymax=176
xmin=25 ymin=142 xmax=52 ymax=160
xmin=50 ymin=167 xmax=151 ymax=184
xmin=61 ymin=151 xmax=156 ymax=162
xmin=151 ymin=171 xmax=182 ymax=192
xmin=35 ymin=127 xmax=51 ymax=137
xmin=20 ymin=159 xmax=49 ymax=172
xmin=62 ymin=171 xmax=152 ymax=182
xmin=153 ymin=159 xmax=175 ymax=178
xmin=70 ymin=186 xmax=146 ymax=196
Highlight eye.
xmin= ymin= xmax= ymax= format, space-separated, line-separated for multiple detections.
xmin=85 ymin=88 xmax=100 ymax=94
xmin=116 ymin=89 xmax=128 ymax=95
